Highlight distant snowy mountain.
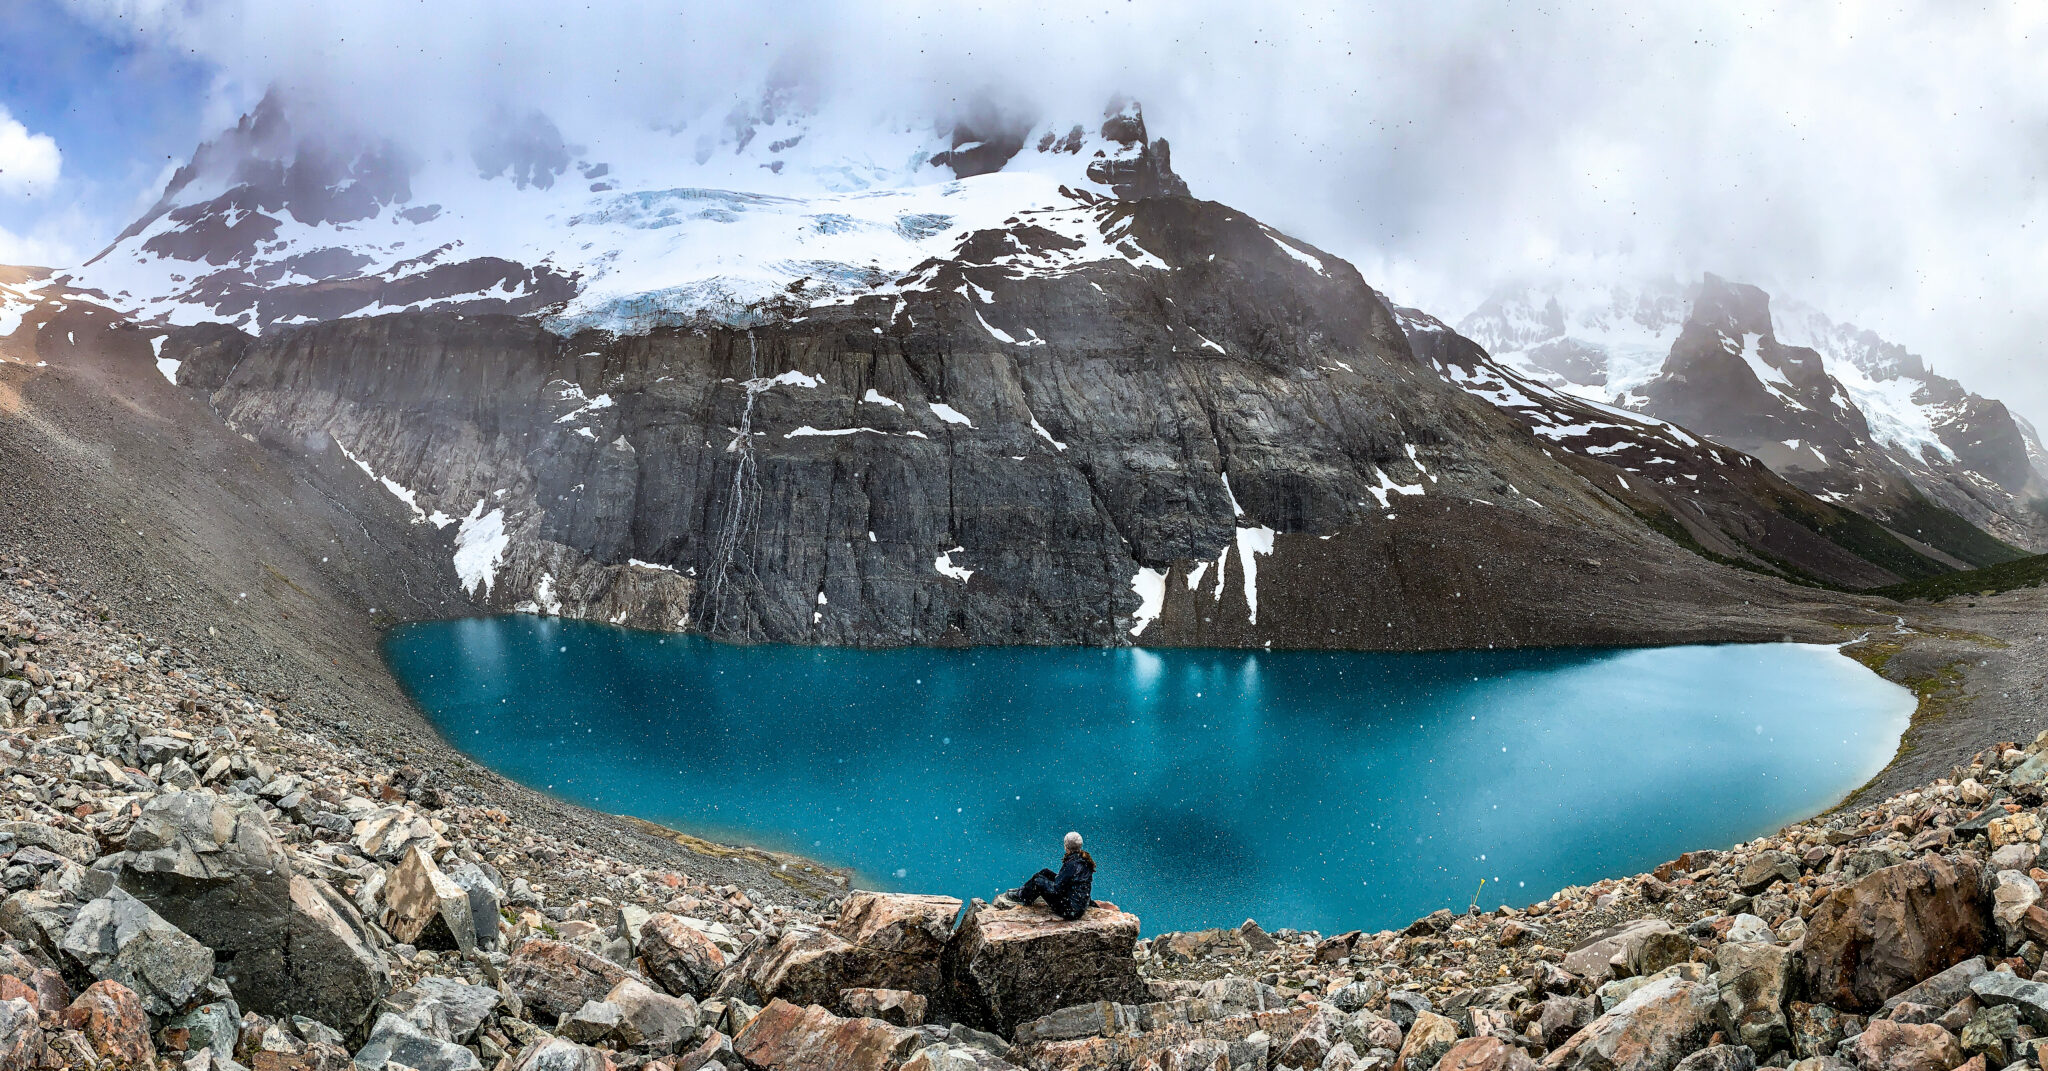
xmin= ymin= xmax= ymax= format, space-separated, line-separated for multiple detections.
xmin=1457 ymin=275 xmax=2048 ymax=555
xmin=71 ymin=91 xmax=1187 ymax=338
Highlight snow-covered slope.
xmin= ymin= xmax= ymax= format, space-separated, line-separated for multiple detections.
xmin=72 ymin=91 xmax=1187 ymax=337
xmin=1456 ymin=278 xmax=1691 ymax=405
xmin=1457 ymin=274 xmax=2048 ymax=553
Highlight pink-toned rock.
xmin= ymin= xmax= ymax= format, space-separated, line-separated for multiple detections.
xmin=1542 ymin=977 xmax=1719 ymax=1071
xmin=1849 ymin=1020 xmax=1963 ymax=1071
xmin=1440 ymin=1037 xmax=1540 ymax=1071
xmin=24 ymin=971 xmax=66 ymax=1027
xmin=507 ymin=939 xmax=636 ymax=1022
xmin=731 ymin=998 xmax=920 ymax=1071
xmin=747 ymin=893 xmax=961 ymax=1008
xmin=834 ymin=893 xmax=962 ymax=959
xmin=1275 ymin=1004 xmax=1348 ymax=1069
xmin=940 ymin=901 xmax=1147 ymax=1036
xmin=638 ymin=914 xmax=728 ymax=998
xmin=1803 ymin=858 xmax=1992 ymax=1012
xmin=63 ymin=980 xmax=156 ymax=1067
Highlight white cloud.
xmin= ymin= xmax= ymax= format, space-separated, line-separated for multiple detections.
xmin=48 ymin=0 xmax=2048 ymax=425
xmin=0 ymin=106 xmax=61 ymax=198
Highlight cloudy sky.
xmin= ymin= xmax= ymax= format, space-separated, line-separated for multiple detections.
xmin=3 ymin=0 xmax=2045 ymax=422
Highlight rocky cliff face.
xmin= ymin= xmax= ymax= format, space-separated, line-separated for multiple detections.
xmin=151 ymin=183 xmax=1884 ymax=649
xmin=27 ymin=88 xmax=1957 ymax=647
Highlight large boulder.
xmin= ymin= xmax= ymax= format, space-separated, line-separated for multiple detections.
xmin=507 ymin=939 xmax=635 ymax=1023
xmin=745 ymin=892 xmax=961 ymax=1007
xmin=104 ymin=790 xmax=389 ymax=1030
xmin=604 ymin=978 xmax=700 ymax=1053
xmin=731 ymin=998 xmax=921 ymax=1071
xmin=1715 ymin=941 xmax=1794 ymax=1054
xmin=380 ymin=845 xmax=477 ymax=954
xmin=383 ymin=976 xmax=502 ymax=1043
xmin=62 ymin=980 xmax=156 ymax=1066
xmin=1738 ymin=852 xmax=1801 ymax=895
xmin=57 ymin=888 xmax=213 ymax=1017
xmin=1802 ymin=857 xmax=1991 ymax=1012
xmin=1542 ymin=976 xmax=1719 ymax=1071
xmin=637 ymin=913 xmax=728 ymax=998
xmin=354 ymin=1012 xmax=485 ymax=1071
xmin=1848 ymin=1020 xmax=1962 ymax=1071
xmin=0 ymin=822 xmax=96 ymax=866
xmin=1563 ymin=921 xmax=1679 ymax=986
xmin=1398 ymin=1011 xmax=1462 ymax=1071
xmin=1967 ymin=972 xmax=2048 ymax=1031
xmin=940 ymin=902 xmax=1146 ymax=1037
xmin=0 ymin=891 xmax=78 ymax=973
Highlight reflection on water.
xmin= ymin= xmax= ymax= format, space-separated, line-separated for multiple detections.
xmin=385 ymin=619 xmax=1911 ymax=934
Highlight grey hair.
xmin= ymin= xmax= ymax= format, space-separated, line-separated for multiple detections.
xmin=1064 ymin=831 xmax=1083 ymax=852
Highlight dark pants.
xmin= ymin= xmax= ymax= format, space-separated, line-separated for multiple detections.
xmin=1016 ymin=869 xmax=1084 ymax=920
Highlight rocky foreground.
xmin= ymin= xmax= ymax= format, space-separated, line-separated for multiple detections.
xmin=4 ymin=552 xmax=2048 ymax=1071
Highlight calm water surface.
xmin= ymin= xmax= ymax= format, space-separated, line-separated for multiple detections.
xmin=385 ymin=618 xmax=1911 ymax=934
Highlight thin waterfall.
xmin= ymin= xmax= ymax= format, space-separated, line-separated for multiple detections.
xmin=701 ymin=331 xmax=771 ymax=639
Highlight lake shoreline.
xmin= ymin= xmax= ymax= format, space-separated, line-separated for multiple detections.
xmin=386 ymin=620 xmax=1915 ymax=934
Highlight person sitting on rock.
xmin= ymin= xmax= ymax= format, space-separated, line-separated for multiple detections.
xmin=1009 ymin=831 xmax=1095 ymax=920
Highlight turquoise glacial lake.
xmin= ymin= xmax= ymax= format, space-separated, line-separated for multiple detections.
xmin=385 ymin=618 xmax=1912 ymax=935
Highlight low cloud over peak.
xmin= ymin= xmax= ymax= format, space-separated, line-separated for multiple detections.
xmin=40 ymin=0 xmax=2048 ymax=425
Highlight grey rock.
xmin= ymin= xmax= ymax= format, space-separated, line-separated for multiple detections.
xmin=508 ymin=1038 xmax=614 ymax=1071
xmin=1673 ymin=1045 xmax=1758 ymax=1071
xmin=59 ymin=887 xmax=215 ymax=1016
xmin=0 ymin=890 xmax=77 ymax=973
xmin=0 ymin=823 xmax=95 ymax=865
xmin=0 ymin=997 xmax=45 ymax=1071
xmin=106 ymin=789 xmax=390 ymax=1030
xmin=1330 ymin=980 xmax=1383 ymax=1013
xmin=605 ymin=977 xmax=700 ymax=1053
xmin=351 ymin=1012 xmax=483 ymax=1071
xmin=1970 ymin=972 xmax=2048 ymax=1032
xmin=1387 ymin=989 xmax=1432 ymax=1029
xmin=1565 ymin=920 xmax=1678 ymax=986
xmin=1739 ymin=852 xmax=1802 ymax=894
xmin=442 ymin=859 xmax=503 ymax=951
xmin=1960 ymin=1003 xmax=2019 ymax=1067
xmin=164 ymin=1002 xmax=241 ymax=1060
xmin=558 ymin=999 xmax=624 ymax=1045
xmin=1880 ymin=959 xmax=1987 ymax=1015
xmin=1716 ymin=941 xmax=1795 ymax=1054
xmin=383 ymin=976 xmax=501 ymax=1043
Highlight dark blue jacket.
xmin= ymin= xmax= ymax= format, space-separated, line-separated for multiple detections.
xmin=1048 ymin=850 xmax=1094 ymax=920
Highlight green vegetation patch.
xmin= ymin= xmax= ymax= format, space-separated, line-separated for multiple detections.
xmin=1864 ymin=552 xmax=2048 ymax=602
xmin=1876 ymin=493 xmax=2028 ymax=570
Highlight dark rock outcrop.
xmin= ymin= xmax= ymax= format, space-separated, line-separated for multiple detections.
xmin=102 ymin=790 xmax=388 ymax=1029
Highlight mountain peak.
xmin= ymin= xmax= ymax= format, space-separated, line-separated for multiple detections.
xmin=68 ymin=87 xmax=1192 ymax=338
